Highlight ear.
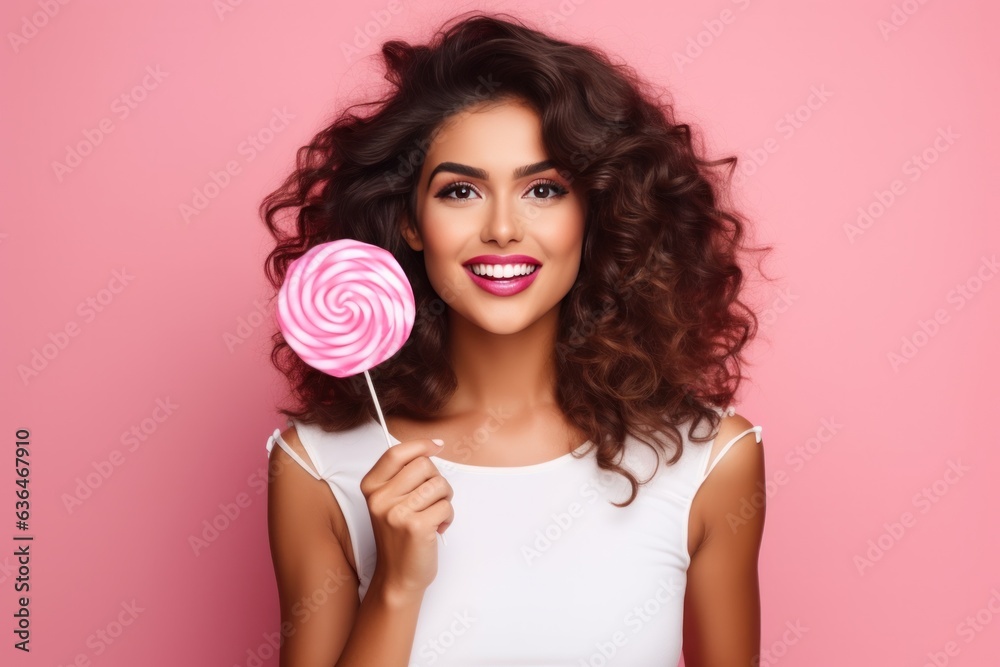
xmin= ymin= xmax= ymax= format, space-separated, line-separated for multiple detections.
xmin=400 ymin=212 xmax=423 ymax=252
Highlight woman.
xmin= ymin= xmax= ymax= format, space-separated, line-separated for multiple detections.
xmin=262 ymin=12 xmax=770 ymax=666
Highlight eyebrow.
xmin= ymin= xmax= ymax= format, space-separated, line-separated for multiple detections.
xmin=426 ymin=160 xmax=556 ymax=191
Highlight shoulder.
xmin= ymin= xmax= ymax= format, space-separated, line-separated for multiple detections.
xmin=705 ymin=412 xmax=764 ymax=481
xmin=267 ymin=424 xmax=335 ymax=525
xmin=689 ymin=412 xmax=766 ymax=554
xmin=268 ymin=423 xmax=320 ymax=478
xmin=269 ymin=423 xmax=307 ymax=463
xmin=266 ymin=423 xmax=363 ymax=556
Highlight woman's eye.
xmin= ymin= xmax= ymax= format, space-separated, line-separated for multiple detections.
xmin=526 ymin=180 xmax=569 ymax=200
xmin=437 ymin=182 xmax=480 ymax=200
xmin=434 ymin=180 xmax=569 ymax=201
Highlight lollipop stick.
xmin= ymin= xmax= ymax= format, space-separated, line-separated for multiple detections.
xmin=362 ymin=369 xmax=447 ymax=546
xmin=365 ymin=371 xmax=448 ymax=544
xmin=364 ymin=369 xmax=394 ymax=450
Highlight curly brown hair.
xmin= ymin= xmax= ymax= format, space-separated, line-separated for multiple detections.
xmin=260 ymin=11 xmax=773 ymax=507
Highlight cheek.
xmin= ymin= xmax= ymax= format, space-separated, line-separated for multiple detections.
xmin=547 ymin=210 xmax=586 ymax=258
xmin=423 ymin=235 xmax=459 ymax=265
xmin=415 ymin=219 xmax=464 ymax=283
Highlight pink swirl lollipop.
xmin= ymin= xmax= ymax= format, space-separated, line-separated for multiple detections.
xmin=277 ymin=239 xmax=414 ymax=378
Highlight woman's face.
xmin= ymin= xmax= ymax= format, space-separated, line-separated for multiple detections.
xmin=402 ymin=99 xmax=586 ymax=336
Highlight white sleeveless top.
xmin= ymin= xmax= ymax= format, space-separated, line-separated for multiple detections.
xmin=265 ymin=406 xmax=762 ymax=666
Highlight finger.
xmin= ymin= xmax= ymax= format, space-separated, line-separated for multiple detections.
xmin=400 ymin=475 xmax=451 ymax=515
xmin=365 ymin=439 xmax=444 ymax=490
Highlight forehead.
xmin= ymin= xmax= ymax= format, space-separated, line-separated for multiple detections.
xmin=422 ymin=100 xmax=546 ymax=168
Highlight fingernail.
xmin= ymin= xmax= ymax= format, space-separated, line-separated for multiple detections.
xmin=431 ymin=438 xmax=445 ymax=446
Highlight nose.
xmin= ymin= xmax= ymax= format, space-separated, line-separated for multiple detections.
xmin=480 ymin=195 xmax=525 ymax=246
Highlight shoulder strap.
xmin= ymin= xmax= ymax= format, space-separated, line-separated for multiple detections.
xmin=266 ymin=427 xmax=322 ymax=480
xmin=703 ymin=425 xmax=763 ymax=478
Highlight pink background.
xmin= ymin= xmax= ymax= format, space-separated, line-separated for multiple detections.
xmin=3 ymin=1 xmax=998 ymax=665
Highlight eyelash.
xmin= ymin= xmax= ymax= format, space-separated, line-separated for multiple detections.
xmin=434 ymin=179 xmax=569 ymax=202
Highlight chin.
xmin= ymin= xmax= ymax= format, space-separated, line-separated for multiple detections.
xmin=472 ymin=318 xmax=530 ymax=336
xmin=452 ymin=308 xmax=526 ymax=335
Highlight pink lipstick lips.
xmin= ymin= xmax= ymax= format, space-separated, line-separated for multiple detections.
xmin=463 ymin=254 xmax=541 ymax=297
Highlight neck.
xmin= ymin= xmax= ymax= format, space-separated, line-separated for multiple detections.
xmin=444 ymin=305 xmax=561 ymax=417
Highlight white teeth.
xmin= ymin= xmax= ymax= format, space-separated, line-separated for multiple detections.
xmin=468 ymin=263 xmax=537 ymax=278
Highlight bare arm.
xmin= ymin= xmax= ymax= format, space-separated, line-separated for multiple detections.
xmin=682 ymin=413 xmax=766 ymax=666
xmin=267 ymin=426 xmax=426 ymax=667
xmin=334 ymin=573 xmax=426 ymax=667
